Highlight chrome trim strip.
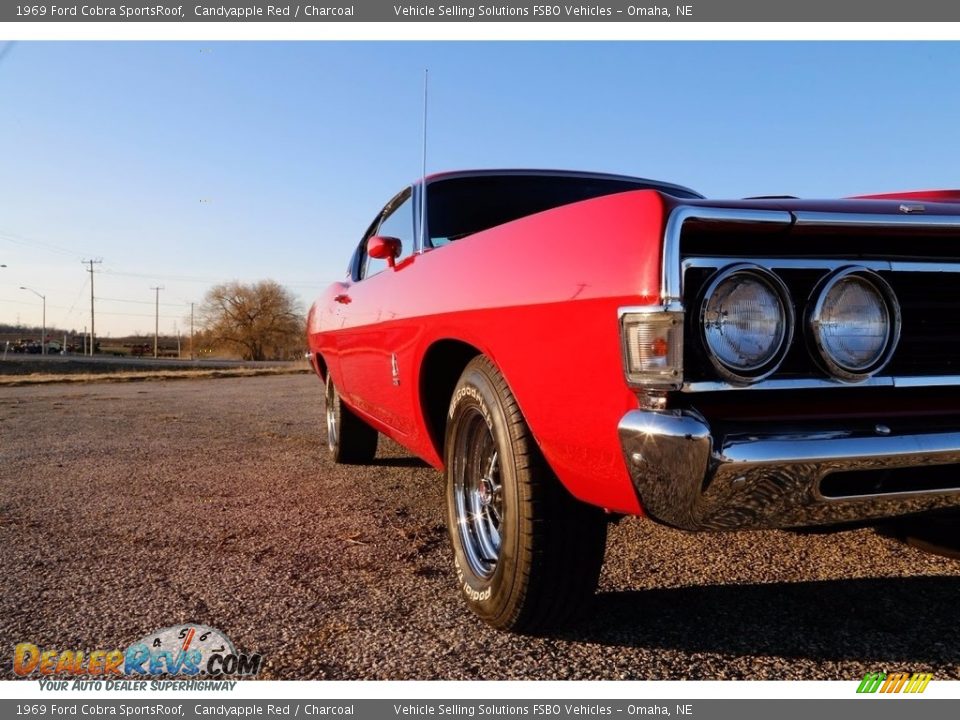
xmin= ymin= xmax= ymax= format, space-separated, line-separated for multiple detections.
xmin=682 ymin=377 xmax=892 ymax=392
xmin=894 ymin=375 xmax=960 ymax=388
xmin=618 ymin=304 xmax=678 ymax=316
xmin=683 ymin=374 xmax=960 ymax=393
xmin=685 ymin=257 xmax=892 ymax=273
xmin=793 ymin=211 xmax=960 ymax=229
xmin=413 ymin=182 xmax=429 ymax=255
xmin=891 ymin=261 xmax=960 ymax=273
xmin=685 ymin=257 xmax=960 ymax=274
xmin=661 ymin=206 xmax=793 ymax=305
xmin=619 ymin=409 xmax=960 ymax=531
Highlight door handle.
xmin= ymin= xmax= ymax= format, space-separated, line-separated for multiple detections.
xmin=334 ymin=294 xmax=351 ymax=304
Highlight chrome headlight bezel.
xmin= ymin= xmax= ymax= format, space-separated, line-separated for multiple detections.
xmin=807 ymin=266 xmax=901 ymax=382
xmin=699 ymin=264 xmax=794 ymax=385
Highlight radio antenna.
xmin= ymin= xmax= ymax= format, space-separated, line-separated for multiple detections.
xmin=418 ymin=69 xmax=428 ymax=254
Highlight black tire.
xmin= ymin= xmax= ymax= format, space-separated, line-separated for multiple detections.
xmin=324 ymin=374 xmax=378 ymax=464
xmin=444 ymin=356 xmax=607 ymax=633
xmin=889 ymin=512 xmax=960 ymax=560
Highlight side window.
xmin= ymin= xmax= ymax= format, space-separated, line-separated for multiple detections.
xmin=353 ymin=214 xmax=382 ymax=282
xmin=362 ymin=193 xmax=414 ymax=279
xmin=377 ymin=196 xmax=414 ymax=262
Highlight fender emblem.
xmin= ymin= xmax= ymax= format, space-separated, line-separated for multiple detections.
xmin=899 ymin=203 xmax=925 ymax=214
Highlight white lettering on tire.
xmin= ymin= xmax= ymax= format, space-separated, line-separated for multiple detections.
xmin=449 ymin=386 xmax=492 ymax=428
xmin=463 ymin=584 xmax=492 ymax=602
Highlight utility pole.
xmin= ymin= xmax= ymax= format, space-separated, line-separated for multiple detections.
xmin=82 ymin=259 xmax=102 ymax=356
xmin=151 ymin=286 xmax=164 ymax=358
xmin=190 ymin=302 xmax=195 ymax=360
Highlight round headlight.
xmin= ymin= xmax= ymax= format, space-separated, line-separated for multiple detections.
xmin=700 ymin=265 xmax=793 ymax=383
xmin=808 ymin=267 xmax=900 ymax=381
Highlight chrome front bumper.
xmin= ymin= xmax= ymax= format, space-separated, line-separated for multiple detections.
xmin=618 ymin=410 xmax=960 ymax=531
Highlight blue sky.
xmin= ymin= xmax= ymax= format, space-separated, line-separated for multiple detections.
xmin=2 ymin=41 xmax=960 ymax=336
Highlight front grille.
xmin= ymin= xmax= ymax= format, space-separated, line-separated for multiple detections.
xmin=682 ymin=262 xmax=960 ymax=384
xmin=887 ymin=271 xmax=960 ymax=376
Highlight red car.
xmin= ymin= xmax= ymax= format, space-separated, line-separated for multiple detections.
xmin=307 ymin=169 xmax=960 ymax=632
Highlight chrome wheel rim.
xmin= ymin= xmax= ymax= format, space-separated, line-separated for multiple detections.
xmin=453 ymin=408 xmax=503 ymax=579
xmin=325 ymin=380 xmax=338 ymax=452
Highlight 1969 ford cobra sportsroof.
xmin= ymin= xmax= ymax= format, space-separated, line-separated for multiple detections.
xmin=307 ymin=169 xmax=960 ymax=632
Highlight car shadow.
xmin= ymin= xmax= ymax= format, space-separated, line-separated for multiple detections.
xmin=558 ymin=576 xmax=960 ymax=665
xmin=369 ymin=456 xmax=430 ymax=468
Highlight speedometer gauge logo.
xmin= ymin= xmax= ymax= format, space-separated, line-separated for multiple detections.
xmin=125 ymin=623 xmax=260 ymax=677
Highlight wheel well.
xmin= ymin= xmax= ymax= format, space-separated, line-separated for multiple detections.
xmin=313 ymin=352 xmax=328 ymax=381
xmin=419 ymin=340 xmax=481 ymax=461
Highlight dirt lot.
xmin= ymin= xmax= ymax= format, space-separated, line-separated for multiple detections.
xmin=1 ymin=374 xmax=959 ymax=680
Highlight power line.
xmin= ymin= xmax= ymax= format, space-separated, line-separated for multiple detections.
xmin=95 ymin=309 xmax=184 ymax=319
xmin=63 ymin=275 xmax=90 ymax=323
xmin=95 ymin=295 xmax=185 ymax=308
xmin=0 ymin=41 xmax=16 ymax=69
xmin=0 ymin=229 xmax=94 ymax=260
xmin=101 ymin=267 xmax=333 ymax=289
xmin=102 ymin=268 xmax=223 ymax=284
xmin=0 ymin=298 xmax=67 ymax=309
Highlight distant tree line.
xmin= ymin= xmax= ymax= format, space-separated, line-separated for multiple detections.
xmin=198 ymin=280 xmax=304 ymax=361
xmin=0 ymin=323 xmax=67 ymax=335
xmin=2 ymin=280 xmax=306 ymax=361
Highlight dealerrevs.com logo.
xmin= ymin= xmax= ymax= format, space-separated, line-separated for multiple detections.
xmin=14 ymin=624 xmax=262 ymax=686
xmin=857 ymin=672 xmax=933 ymax=694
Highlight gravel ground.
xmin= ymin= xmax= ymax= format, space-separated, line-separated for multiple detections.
xmin=1 ymin=374 xmax=958 ymax=680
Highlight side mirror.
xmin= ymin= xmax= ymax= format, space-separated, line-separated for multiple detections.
xmin=367 ymin=235 xmax=402 ymax=269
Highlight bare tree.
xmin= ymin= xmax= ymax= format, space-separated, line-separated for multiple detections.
xmin=199 ymin=280 xmax=303 ymax=361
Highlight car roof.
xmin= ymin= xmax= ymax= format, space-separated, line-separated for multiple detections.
xmin=420 ymin=168 xmax=704 ymax=199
